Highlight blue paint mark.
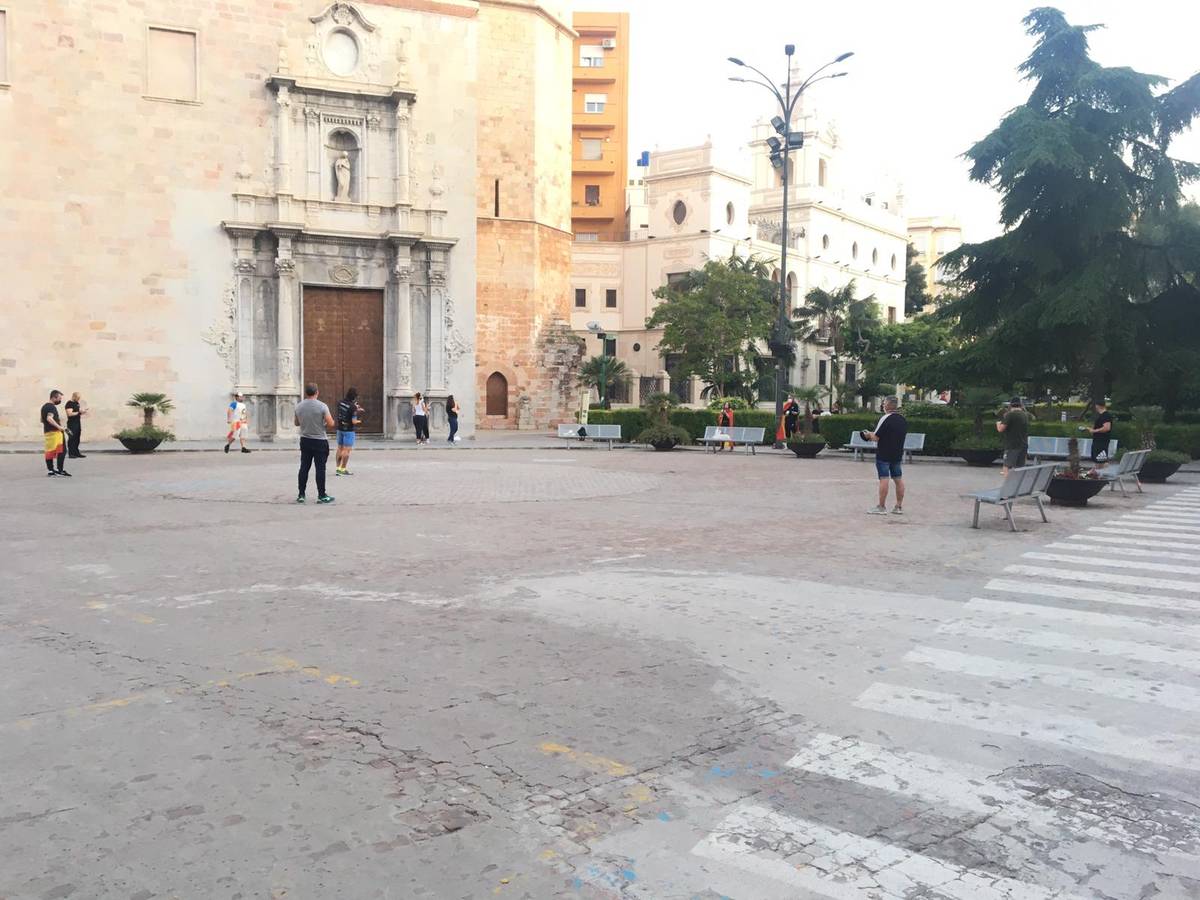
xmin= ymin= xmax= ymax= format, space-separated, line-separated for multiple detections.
xmin=620 ymin=869 xmax=637 ymax=882
xmin=572 ymin=878 xmax=583 ymax=890
xmin=709 ymin=765 xmax=737 ymax=778
xmin=758 ymin=768 xmax=779 ymax=779
xmin=657 ymin=811 xmax=672 ymax=821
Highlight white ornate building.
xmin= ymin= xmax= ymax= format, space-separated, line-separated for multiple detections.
xmin=571 ymin=101 xmax=908 ymax=405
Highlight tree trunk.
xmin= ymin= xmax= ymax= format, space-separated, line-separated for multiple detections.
xmin=143 ymin=407 xmax=154 ymax=429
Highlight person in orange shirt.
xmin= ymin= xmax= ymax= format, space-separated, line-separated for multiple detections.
xmin=717 ymin=402 xmax=735 ymax=452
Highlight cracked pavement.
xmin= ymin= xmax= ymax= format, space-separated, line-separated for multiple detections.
xmin=2 ymin=449 xmax=1199 ymax=899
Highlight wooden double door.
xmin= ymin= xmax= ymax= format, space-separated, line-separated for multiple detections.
xmin=302 ymin=287 xmax=385 ymax=433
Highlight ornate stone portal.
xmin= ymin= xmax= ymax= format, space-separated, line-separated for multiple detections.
xmin=220 ymin=1 xmax=473 ymax=437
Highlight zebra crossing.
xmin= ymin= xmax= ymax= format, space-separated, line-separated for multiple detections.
xmin=637 ymin=485 xmax=1200 ymax=898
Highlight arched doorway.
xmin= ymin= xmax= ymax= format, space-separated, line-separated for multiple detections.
xmin=486 ymin=372 xmax=508 ymax=417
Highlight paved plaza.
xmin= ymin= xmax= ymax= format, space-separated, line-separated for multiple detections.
xmin=3 ymin=447 xmax=1200 ymax=899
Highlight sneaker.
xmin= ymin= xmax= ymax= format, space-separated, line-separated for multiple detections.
xmin=224 ymin=443 xmax=231 ymax=454
xmin=891 ymin=507 xmax=904 ymax=515
xmin=57 ymin=471 xmax=72 ymax=477
xmin=342 ymin=469 xmax=353 ymax=476
xmin=335 ymin=468 xmax=343 ymax=476
xmin=76 ymin=453 xmax=87 ymax=458
xmin=318 ymin=495 xmax=335 ymax=504
xmin=47 ymin=471 xmax=58 ymax=477
xmin=241 ymin=447 xmax=251 ymax=454
xmin=868 ymin=505 xmax=887 ymax=515
xmin=296 ymin=495 xmax=306 ymax=503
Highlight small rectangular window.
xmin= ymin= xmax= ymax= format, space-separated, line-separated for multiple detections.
xmin=604 ymin=338 xmax=616 ymax=357
xmin=574 ymin=288 xmax=587 ymax=308
xmin=818 ymin=158 xmax=828 ymax=187
xmin=579 ymin=44 xmax=604 ymax=68
xmin=666 ymin=272 xmax=689 ymax=287
xmin=585 ymin=185 xmax=600 ymax=206
xmin=605 ymin=289 xmax=617 ymax=308
xmin=888 ymin=306 xmax=897 ymax=324
xmin=575 ymin=233 xmax=599 ymax=243
xmin=581 ymin=138 xmax=603 ymax=161
xmin=147 ymin=26 xmax=198 ymax=101
xmin=584 ymin=93 xmax=607 ymax=114
xmin=818 ymin=360 xmax=828 ymax=386
xmin=845 ymin=363 xmax=857 ymax=384
xmin=0 ymin=10 xmax=9 ymax=84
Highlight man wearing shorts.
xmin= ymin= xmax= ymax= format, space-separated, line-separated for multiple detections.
xmin=1086 ymin=399 xmax=1114 ymax=463
xmin=864 ymin=396 xmax=907 ymax=515
xmin=996 ymin=396 xmax=1029 ymax=475
xmin=225 ymin=392 xmax=251 ymax=454
xmin=335 ymin=387 xmax=361 ymax=476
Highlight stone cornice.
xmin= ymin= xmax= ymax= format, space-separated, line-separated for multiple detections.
xmin=266 ymin=74 xmax=416 ymax=105
xmin=477 ymin=0 xmax=576 ymax=38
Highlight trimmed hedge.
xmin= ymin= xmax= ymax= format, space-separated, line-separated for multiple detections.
xmin=585 ymin=408 xmax=780 ymax=444
xmin=819 ymin=415 xmax=1200 ymax=458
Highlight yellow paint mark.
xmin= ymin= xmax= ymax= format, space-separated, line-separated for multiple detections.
xmin=538 ymin=742 xmax=631 ymax=777
xmin=3 ymin=693 xmax=148 ymax=731
xmin=539 ymin=849 xmax=559 ymax=861
xmin=81 ymin=696 xmax=141 ymax=713
xmin=623 ymin=783 xmax=654 ymax=811
xmin=84 ymin=601 xmax=156 ymax=625
xmin=234 ymin=653 xmax=360 ymax=687
xmin=131 ymin=613 xmax=157 ymax=625
xmin=86 ymin=601 xmax=108 ymax=610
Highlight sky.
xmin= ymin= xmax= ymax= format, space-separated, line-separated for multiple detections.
xmin=577 ymin=0 xmax=1200 ymax=242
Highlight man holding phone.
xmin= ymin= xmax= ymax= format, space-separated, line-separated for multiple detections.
xmin=864 ymin=396 xmax=908 ymax=515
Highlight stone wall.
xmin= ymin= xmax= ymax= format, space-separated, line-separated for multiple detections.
xmin=473 ymin=1 xmax=577 ymax=430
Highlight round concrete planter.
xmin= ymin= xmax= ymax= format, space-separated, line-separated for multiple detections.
xmin=117 ymin=437 xmax=163 ymax=453
xmin=788 ymin=441 xmax=826 ymax=458
xmin=648 ymin=439 xmax=680 ymax=452
xmin=1046 ymin=476 xmax=1106 ymax=506
xmin=955 ymin=447 xmax=1002 ymax=467
xmin=1139 ymin=461 xmax=1183 ymax=483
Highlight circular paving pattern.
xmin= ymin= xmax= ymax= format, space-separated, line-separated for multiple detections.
xmin=136 ymin=457 xmax=661 ymax=506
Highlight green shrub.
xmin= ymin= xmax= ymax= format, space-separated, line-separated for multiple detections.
xmin=1147 ymin=449 xmax=1189 ymax=464
xmin=706 ymin=396 xmax=751 ymax=411
xmin=636 ymin=423 xmax=691 ymax=447
xmin=671 ymin=408 xmax=778 ymax=443
xmin=953 ymin=433 xmax=1003 ymax=450
xmin=901 ymin=402 xmax=959 ymax=420
xmin=787 ymin=433 xmax=827 ymax=446
xmin=114 ymin=425 xmax=176 ymax=442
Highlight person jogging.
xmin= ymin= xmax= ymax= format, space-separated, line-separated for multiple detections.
xmin=225 ymin=392 xmax=251 ymax=454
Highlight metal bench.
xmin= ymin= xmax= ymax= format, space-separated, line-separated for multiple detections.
xmin=556 ymin=423 xmax=622 ymax=449
xmin=1028 ymin=436 xmax=1118 ymax=463
xmin=699 ymin=425 xmax=767 ymax=454
xmin=964 ymin=463 xmax=1057 ymax=532
xmin=1097 ymin=448 xmax=1151 ymax=495
xmin=847 ymin=430 xmax=926 ymax=463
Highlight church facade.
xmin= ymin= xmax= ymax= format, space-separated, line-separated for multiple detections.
xmin=0 ymin=0 xmax=581 ymax=441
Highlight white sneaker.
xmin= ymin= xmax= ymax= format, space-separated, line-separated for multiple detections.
xmin=891 ymin=507 xmax=904 ymax=515
xmin=868 ymin=505 xmax=888 ymax=515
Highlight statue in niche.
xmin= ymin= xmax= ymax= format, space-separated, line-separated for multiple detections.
xmin=334 ymin=151 xmax=352 ymax=200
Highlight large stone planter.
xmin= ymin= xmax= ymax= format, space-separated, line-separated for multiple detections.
xmin=1046 ymin=476 xmax=1106 ymax=506
xmin=956 ymin=447 xmax=1002 ymax=467
xmin=648 ymin=439 xmax=679 ymax=452
xmin=117 ymin=436 xmax=164 ymax=453
xmin=789 ymin=441 xmax=826 ymax=458
xmin=1139 ymin=460 xmax=1184 ymax=484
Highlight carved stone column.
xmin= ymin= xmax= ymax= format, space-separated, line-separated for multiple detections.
xmin=394 ymin=101 xmax=411 ymax=207
xmin=393 ymin=250 xmax=413 ymax=392
xmin=428 ymin=250 xmax=448 ymax=390
xmin=275 ymin=246 xmax=298 ymax=393
xmin=275 ymin=84 xmax=292 ymax=195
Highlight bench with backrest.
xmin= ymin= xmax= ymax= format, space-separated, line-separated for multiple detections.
xmin=700 ymin=425 xmax=767 ymax=454
xmin=963 ymin=463 xmax=1057 ymax=532
xmin=847 ymin=430 xmax=926 ymax=463
xmin=1027 ymin=436 xmax=1118 ymax=462
xmin=556 ymin=423 xmax=622 ymax=449
xmin=1096 ymin=448 xmax=1151 ymax=496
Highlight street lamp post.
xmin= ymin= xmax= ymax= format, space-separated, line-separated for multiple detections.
xmin=729 ymin=48 xmax=852 ymax=446
xmin=586 ymin=321 xmax=608 ymax=408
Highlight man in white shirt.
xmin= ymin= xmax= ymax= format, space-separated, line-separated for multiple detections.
xmin=225 ymin=392 xmax=251 ymax=454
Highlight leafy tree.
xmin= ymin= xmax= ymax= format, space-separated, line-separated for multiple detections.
xmin=793 ymin=279 xmax=880 ymax=408
xmin=904 ymin=243 xmax=932 ymax=316
xmin=938 ymin=7 xmax=1200 ymax=400
xmin=647 ymin=253 xmax=777 ymax=400
xmin=578 ymin=355 xmax=630 ymax=407
xmin=870 ymin=316 xmax=961 ymax=395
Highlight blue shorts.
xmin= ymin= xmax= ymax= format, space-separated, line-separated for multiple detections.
xmin=875 ymin=459 xmax=903 ymax=479
xmin=336 ymin=430 xmax=356 ymax=447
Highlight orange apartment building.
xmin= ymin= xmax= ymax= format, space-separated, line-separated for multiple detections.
xmin=571 ymin=12 xmax=630 ymax=242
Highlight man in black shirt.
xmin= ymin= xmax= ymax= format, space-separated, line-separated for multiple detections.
xmin=864 ymin=396 xmax=907 ymax=515
xmin=1086 ymin=399 xmax=1114 ymax=462
xmin=335 ymin=387 xmax=362 ymax=476
xmin=65 ymin=391 xmax=86 ymax=458
xmin=41 ymin=389 xmax=70 ymax=477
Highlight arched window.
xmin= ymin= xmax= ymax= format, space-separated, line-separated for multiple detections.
xmin=821 ymin=234 xmax=830 ymax=251
xmin=851 ymin=241 xmax=859 ymax=260
xmin=786 ymin=272 xmax=797 ymax=304
xmin=485 ymin=372 xmax=508 ymax=417
xmin=672 ymin=200 xmax=687 ymax=225
xmin=726 ymin=202 xmax=735 ymax=225
xmin=872 ymin=248 xmax=879 ymax=266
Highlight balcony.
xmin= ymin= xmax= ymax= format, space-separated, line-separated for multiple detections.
xmin=573 ymin=65 xmax=617 ymax=84
xmin=572 ymin=157 xmax=617 ymax=175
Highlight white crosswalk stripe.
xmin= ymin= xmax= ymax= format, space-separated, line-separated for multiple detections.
xmin=906 ymin=645 xmax=1200 ymax=712
xmin=1004 ymin=563 xmax=1200 ymax=593
xmin=985 ymin=575 xmax=1200 ymax=611
xmin=1123 ymin=510 xmax=1200 ymax=522
xmin=1024 ymin=550 xmax=1200 ymax=575
xmin=1087 ymin=525 xmax=1200 ymax=542
xmin=855 ymin=683 xmax=1200 ymax=770
xmin=1073 ymin=531 xmax=1200 ymax=551
xmin=1116 ymin=518 xmax=1200 ymax=533
xmin=1047 ymin=541 xmax=1200 ymax=561
xmin=693 ymin=805 xmax=1088 ymax=900
xmin=966 ymin=596 xmax=1200 ymax=639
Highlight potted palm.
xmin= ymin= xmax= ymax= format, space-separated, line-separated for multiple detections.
xmin=1131 ymin=405 xmax=1187 ymax=483
xmin=115 ymin=392 xmax=176 ymax=453
xmin=637 ymin=392 xmax=690 ymax=451
xmin=786 ymin=386 xmax=826 ymax=458
xmin=953 ymin=386 xmax=1004 ymax=466
xmin=1046 ymin=437 xmax=1105 ymax=505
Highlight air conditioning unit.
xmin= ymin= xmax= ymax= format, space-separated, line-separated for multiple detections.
xmin=601 ymin=38 xmax=616 ymax=49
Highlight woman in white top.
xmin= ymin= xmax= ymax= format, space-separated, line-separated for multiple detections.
xmin=412 ymin=392 xmax=430 ymax=444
